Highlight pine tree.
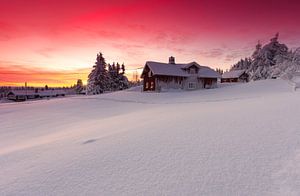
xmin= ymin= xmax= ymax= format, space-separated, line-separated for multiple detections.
xmin=87 ymin=53 xmax=130 ymax=94
xmin=272 ymin=48 xmax=300 ymax=79
xmin=75 ymin=79 xmax=84 ymax=94
xmin=215 ymin=68 xmax=224 ymax=75
xmin=230 ymin=58 xmax=251 ymax=71
xmin=121 ymin=63 xmax=125 ymax=74
xmin=252 ymin=41 xmax=262 ymax=59
xmin=230 ymin=33 xmax=290 ymax=81
xmin=116 ymin=63 xmax=120 ymax=74
xmin=87 ymin=52 xmax=110 ymax=94
xmin=247 ymin=33 xmax=288 ymax=80
xmin=112 ymin=62 xmax=116 ymax=71
xmin=108 ymin=62 xmax=129 ymax=91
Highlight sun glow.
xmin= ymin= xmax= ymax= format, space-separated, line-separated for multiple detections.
xmin=1 ymin=0 xmax=300 ymax=86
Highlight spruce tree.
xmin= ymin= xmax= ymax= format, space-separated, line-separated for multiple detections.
xmin=247 ymin=33 xmax=288 ymax=80
xmin=87 ymin=52 xmax=110 ymax=94
xmin=75 ymin=79 xmax=84 ymax=94
xmin=121 ymin=63 xmax=125 ymax=74
xmin=116 ymin=63 xmax=120 ymax=74
xmin=108 ymin=62 xmax=129 ymax=91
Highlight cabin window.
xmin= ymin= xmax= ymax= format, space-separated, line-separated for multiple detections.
xmin=146 ymin=82 xmax=149 ymax=89
xmin=148 ymin=71 xmax=152 ymax=78
xmin=188 ymin=82 xmax=196 ymax=89
xmin=150 ymin=82 xmax=154 ymax=89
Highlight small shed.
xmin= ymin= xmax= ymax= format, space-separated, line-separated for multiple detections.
xmin=221 ymin=70 xmax=249 ymax=83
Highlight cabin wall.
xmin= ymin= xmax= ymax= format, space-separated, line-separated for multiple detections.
xmin=156 ymin=76 xmax=184 ymax=91
xmin=221 ymin=76 xmax=248 ymax=83
xmin=210 ymin=78 xmax=218 ymax=88
xmin=221 ymin=78 xmax=238 ymax=83
xmin=198 ymin=78 xmax=218 ymax=89
xmin=221 ymin=72 xmax=249 ymax=83
xmin=155 ymin=76 xmax=217 ymax=91
xmin=143 ymin=77 xmax=155 ymax=91
xmin=7 ymin=93 xmax=27 ymax=101
xmin=142 ymin=67 xmax=156 ymax=91
xmin=183 ymin=76 xmax=201 ymax=90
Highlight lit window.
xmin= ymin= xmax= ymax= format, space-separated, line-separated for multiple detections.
xmin=146 ymin=82 xmax=149 ymax=89
xmin=150 ymin=82 xmax=154 ymax=89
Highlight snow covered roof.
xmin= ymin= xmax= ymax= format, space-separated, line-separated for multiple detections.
xmin=180 ymin=61 xmax=202 ymax=69
xmin=199 ymin=66 xmax=222 ymax=78
xmin=8 ymin=90 xmax=37 ymax=96
xmin=145 ymin=61 xmax=189 ymax=77
xmin=8 ymin=90 xmax=66 ymax=96
xmin=143 ymin=61 xmax=220 ymax=78
xmin=222 ymin=70 xmax=246 ymax=79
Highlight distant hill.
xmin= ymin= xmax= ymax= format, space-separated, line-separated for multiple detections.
xmin=231 ymin=33 xmax=300 ymax=81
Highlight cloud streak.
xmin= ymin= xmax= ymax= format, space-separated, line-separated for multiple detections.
xmin=1 ymin=0 xmax=300 ymax=86
xmin=0 ymin=62 xmax=90 ymax=87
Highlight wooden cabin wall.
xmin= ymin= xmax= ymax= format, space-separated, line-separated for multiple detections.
xmin=142 ymin=67 xmax=156 ymax=91
xmin=156 ymin=76 xmax=184 ymax=91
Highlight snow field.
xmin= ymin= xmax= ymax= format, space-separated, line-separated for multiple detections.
xmin=0 ymin=79 xmax=300 ymax=195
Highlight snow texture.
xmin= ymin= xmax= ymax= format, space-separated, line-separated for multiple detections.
xmin=0 ymin=79 xmax=300 ymax=195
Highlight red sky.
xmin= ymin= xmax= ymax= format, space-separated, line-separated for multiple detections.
xmin=1 ymin=0 xmax=300 ymax=86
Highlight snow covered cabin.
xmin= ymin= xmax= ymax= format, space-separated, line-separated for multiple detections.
xmin=221 ymin=70 xmax=249 ymax=83
xmin=7 ymin=90 xmax=39 ymax=101
xmin=141 ymin=57 xmax=221 ymax=92
xmin=7 ymin=89 xmax=66 ymax=101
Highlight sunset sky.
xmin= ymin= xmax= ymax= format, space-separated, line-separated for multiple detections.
xmin=1 ymin=0 xmax=300 ymax=86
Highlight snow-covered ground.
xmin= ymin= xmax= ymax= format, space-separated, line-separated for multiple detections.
xmin=1 ymin=79 xmax=300 ymax=195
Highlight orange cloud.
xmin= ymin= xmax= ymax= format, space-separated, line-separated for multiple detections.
xmin=0 ymin=62 xmax=90 ymax=87
xmin=0 ymin=61 xmax=142 ymax=87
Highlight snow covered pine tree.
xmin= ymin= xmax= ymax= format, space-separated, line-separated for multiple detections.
xmin=229 ymin=33 xmax=292 ymax=81
xmin=75 ymin=79 xmax=84 ymax=94
xmin=108 ymin=62 xmax=129 ymax=91
xmin=87 ymin=53 xmax=110 ymax=94
xmin=87 ymin=52 xmax=129 ymax=94
xmin=247 ymin=33 xmax=289 ymax=80
xmin=115 ymin=63 xmax=129 ymax=90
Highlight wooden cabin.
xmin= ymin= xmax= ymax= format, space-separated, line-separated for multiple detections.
xmin=221 ymin=70 xmax=249 ymax=83
xmin=141 ymin=57 xmax=221 ymax=92
xmin=7 ymin=89 xmax=66 ymax=101
xmin=7 ymin=90 xmax=39 ymax=101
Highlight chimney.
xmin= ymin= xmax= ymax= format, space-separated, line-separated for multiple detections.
xmin=169 ymin=56 xmax=175 ymax=64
